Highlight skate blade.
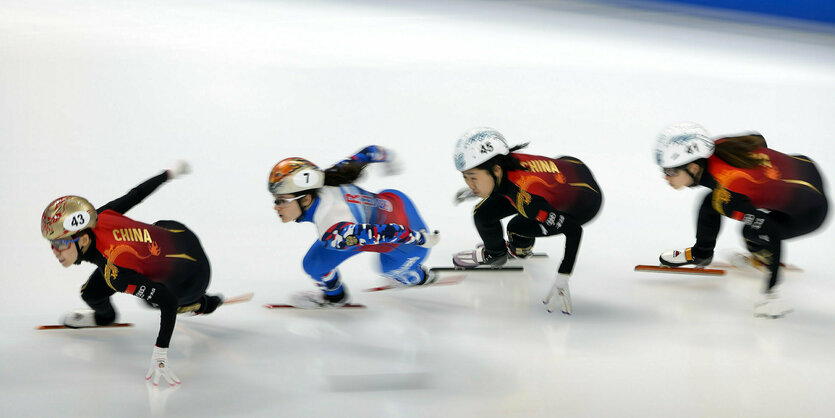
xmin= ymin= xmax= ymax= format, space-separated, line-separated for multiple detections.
xmin=634 ymin=265 xmax=725 ymax=276
xmin=434 ymin=266 xmax=523 ymax=272
xmin=363 ymin=274 xmax=467 ymax=292
xmin=37 ymin=323 xmax=134 ymax=330
xmin=263 ymin=303 xmax=367 ymax=309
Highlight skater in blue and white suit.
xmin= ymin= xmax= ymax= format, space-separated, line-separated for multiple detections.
xmin=267 ymin=146 xmax=440 ymax=308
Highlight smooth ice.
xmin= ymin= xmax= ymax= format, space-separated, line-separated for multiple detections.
xmin=1 ymin=1 xmax=834 ymax=417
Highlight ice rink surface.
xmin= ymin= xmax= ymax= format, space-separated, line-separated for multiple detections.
xmin=1 ymin=0 xmax=834 ymax=416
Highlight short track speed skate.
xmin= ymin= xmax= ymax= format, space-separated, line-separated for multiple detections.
xmin=635 ymin=247 xmax=725 ymax=276
xmin=633 ymin=265 xmax=726 ymax=276
xmin=450 ymin=246 xmax=525 ymax=271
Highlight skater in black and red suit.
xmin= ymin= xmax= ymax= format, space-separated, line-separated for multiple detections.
xmin=655 ymin=122 xmax=828 ymax=318
xmin=40 ymin=162 xmax=222 ymax=386
xmin=451 ymin=127 xmax=603 ymax=314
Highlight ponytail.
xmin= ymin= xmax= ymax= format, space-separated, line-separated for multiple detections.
xmin=713 ymin=134 xmax=768 ymax=169
xmin=323 ymin=161 xmax=367 ymax=186
xmin=475 ymin=142 xmax=531 ymax=173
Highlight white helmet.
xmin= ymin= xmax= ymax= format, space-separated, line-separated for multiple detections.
xmin=453 ymin=127 xmax=510 ymax=171
xmin=655 ymin=122 xmax=715 ymax=168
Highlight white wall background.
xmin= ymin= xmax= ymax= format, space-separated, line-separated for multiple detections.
xmin=1 ymin=1 xmax=834 ymax=416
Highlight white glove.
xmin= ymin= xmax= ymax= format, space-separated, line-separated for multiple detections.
xmin=754 ymin=290 xmax=792 ymax=319
xmin=381 ymin=149 xmax=403 ymax=176
xmin=145 ymin=346 xmax=181 ymax=386
xmin=166 ymin=160 xmax=191 ymax=180
xmin=453 ymin=188 xmax=476 ymax=205
xmin=543 ymin=274 xmax=572 ymax=315
xmin=418 ymin=229 xmax=441 ymax=248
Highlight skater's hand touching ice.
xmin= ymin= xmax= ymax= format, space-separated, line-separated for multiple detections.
xmin=145 ymin=346 xmax=181 ymax=386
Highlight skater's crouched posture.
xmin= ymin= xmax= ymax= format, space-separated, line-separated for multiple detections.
xmin=268 ymin=146 xmax=440 ymax=308
xmin=655 ymin=122 xmax=828 ymax=318
xmin=41 ymin=164 xmax=222 ymax=386
xmin=452 ymin=127 xmax=603 ymax=314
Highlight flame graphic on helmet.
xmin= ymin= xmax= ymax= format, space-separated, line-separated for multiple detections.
xmin=268 ymin=157 xmax=322 ymax=194
xmin=270 ymin=158 xmax=313 ymax=183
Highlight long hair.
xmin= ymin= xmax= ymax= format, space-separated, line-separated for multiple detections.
xmin=292 ymin=160 xmax=367 ymax=200
xmin=712 ymin=134 xmax=768 ymax=169
xmin=323 ymin=161 xmax=367 ymax=186
xmin=474 ymin=143 xmax=530 ymax=173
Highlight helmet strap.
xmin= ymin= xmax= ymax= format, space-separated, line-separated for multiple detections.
xmin=685 ymin=160 xmax=706 ymax=188
xmin=71 ymin=231 xmax=94 ymax=265
xmin=488 ymin=163 xmax=503 ymax=190
xmin=72 ymin=234 xmax=84 ymax=265
xmin=295 ymin=193 xmax=313 ymax=221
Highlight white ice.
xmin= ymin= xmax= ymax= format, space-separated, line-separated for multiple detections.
xmin=1 ymin=0 xmax=834 ymax=416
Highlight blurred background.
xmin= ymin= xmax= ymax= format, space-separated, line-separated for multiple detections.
xmin=1 ymin=1 xmax=833 ymax=417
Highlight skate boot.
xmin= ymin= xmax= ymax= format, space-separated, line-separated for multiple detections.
xmin=176 ymin=293 xmax=222 ymax=315
xmin=507 ymin=242 xmax=533 ymax=259
xmin=659 ymin=247 xmax=712 ymax=267
xmin=290 ymin=289 xmax=351 ymax=309
xmin=62 ymin=309 xmax=115 ymax=328
xmin=415 ymin=265 xmax=440 ymax=286
xmin=196 ymin=294 xmax=223 ymax=315
xmin=453 ymin=245 xmax=508 ymax=269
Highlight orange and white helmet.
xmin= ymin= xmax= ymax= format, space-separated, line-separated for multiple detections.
xmin=41 ymin=195 xmax=97 ymax=240
xmin=268 ymin=157 xmax=325 ymax=195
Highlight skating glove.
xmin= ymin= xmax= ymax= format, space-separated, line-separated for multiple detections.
xmin=380 ymin=149 xmax=403 ymax=176
xmin=754 ymin=290 xmax=792 ymax=319
xmin=543 ymin=273 xmax=572 ymax=315
xmin=418 ymin=230 xmax=441 ymax=248
xmin=453 ymin=188 xmax=476 ymax=205
xmin=145 ymin=346 xmax=181 ymax=386
xmin=166 ymin=160 xmax=191 ymax=180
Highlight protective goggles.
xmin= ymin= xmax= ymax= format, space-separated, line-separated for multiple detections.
xmin=662 ymin=167 xmax=681 ymax=177
xmin=273 ymin=195 xmax=304 ymax=207
xmin=50 ymin=237 xmax=80 ymax=251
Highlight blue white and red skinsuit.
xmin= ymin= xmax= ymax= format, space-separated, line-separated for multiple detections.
xmin=296 ymin=147 xmax=431 ymax=297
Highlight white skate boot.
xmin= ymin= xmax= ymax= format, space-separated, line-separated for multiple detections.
xmin=61 ymin=309 xmax=98 ymax=328
xmin=290 ymin=290 xmax=351 ymax=309
xmin=453 ymin=245 xmax=508 ymax=269
xmin=659 ymin=247 xmax=712 ymax=267
xmin=754 ymin=290 xmax=793 ymax=319
xmin=718 ymin=249 xmax=771 ymax=273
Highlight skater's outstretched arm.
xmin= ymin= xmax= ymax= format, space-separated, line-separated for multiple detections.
xmin=98 ymin=162 xmax=190 ymax=215
xmin=97 ymin=172 xmax=170 ymax=215
xmin=326 ymin=145 xmax=400 ymax=178
xmin=335 ymin=145 xmax=390 ymax=165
